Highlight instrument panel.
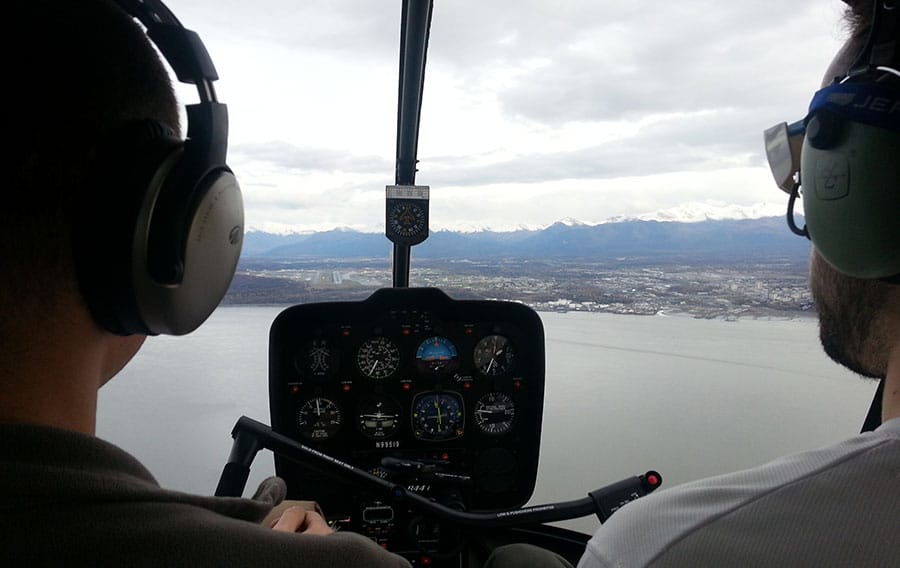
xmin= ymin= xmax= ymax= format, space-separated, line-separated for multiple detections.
xmin=269 ymin=288 xmax=546 ymax=551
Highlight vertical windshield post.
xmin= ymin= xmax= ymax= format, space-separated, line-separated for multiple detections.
xmin=389 ymin=0 xmax=434 ymax=288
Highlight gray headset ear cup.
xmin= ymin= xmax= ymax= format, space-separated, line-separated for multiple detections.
xmin=76 ymin=120 xmax=183 ymax=335
xmin=801 ymin=121 xmax=900 ymax=279
xmin=134 ymin=167 xmax=243 ymax=335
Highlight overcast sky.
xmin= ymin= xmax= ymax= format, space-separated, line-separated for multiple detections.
xmin=161 ymin=0 xmax=850 ymax=233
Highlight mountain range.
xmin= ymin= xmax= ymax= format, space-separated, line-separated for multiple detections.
xmin=240 ymin=216 xmax=811 ymax=262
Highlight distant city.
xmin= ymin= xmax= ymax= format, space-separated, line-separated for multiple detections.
xmin=225 ymin=217 xmax=816 ymax=320
xmin=226 ymin=257 xmax=812 ymax=320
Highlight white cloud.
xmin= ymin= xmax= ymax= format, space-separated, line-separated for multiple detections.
xmin=162 ymin=0 xmax=850 ymax=233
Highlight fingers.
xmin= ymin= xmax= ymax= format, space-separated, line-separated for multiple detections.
xmin=270 ymin=506 xmax=334 ymax=536
xmin=262 ymin=499 xmax=324 ymax=528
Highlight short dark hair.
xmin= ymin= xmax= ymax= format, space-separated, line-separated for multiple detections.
xmin=843 ymin=1 xmax=875 ymax=38
xmin=3 ymin=0 xmax=179 ymax=340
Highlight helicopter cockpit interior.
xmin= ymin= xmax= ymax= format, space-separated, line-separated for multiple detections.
xmin=210 ymin=1 xmax=663 ymax=565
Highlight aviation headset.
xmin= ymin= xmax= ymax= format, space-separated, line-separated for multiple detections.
xmin=76 ymin=0 xmax=244 ymax=336
xmin=764 ymin=0 xmax=899 ymax=281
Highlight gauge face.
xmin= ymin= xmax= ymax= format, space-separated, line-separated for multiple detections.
xmin=297 ymin=397 xmax=342 ymax=441
xmin=411 ymin=392 xmax=464 ymax=441
xmin=357 ymin=337 xmax=401 ymax=380
xmin=295 ymin=339 xmax=336 ymax=382
xmin=474 ymin=392 xmax=516 ymax=435
xmin=473 ymin=335 xmax=516 ymax=376
xmin=388 ymin=201 xmax=427 ymax=238
xmin=415 ymin=336 xmax=459 ymax=374
xmin=357 ymin=395 xmax=401 ymax=439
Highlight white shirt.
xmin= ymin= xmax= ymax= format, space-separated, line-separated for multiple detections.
xmin=578 ymin=418 xmax=900 ymax=567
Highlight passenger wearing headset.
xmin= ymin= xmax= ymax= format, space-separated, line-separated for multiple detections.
xmin=578 ymin=1 xmax=899 ymax=566
xmin=0 ymin=1 xmax=413 ymax=565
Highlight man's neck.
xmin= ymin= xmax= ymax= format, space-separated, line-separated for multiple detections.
xmin=0 ymin=345 xmax=103 ymax=435
xmin=0 ymin=306 xmax=108 ymax=435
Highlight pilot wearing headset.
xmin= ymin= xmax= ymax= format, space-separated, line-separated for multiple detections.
xmin=0 ymin=2 xmax=572 ymax=567
xmin=577 ymin=0 xmax=899 ymax=566
xmin=0 ymin=0 xmax=414 ymax=565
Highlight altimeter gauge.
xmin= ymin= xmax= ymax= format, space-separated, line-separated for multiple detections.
xmin=474 ymin=392 xmax=515 ymax=435
xmin=297 ymin=397 xmax=342 ymax=441
xmin=473 ymin=334 xmax=515 ymax=377
xmin=357 ymin=337 xmax=401 ymax=380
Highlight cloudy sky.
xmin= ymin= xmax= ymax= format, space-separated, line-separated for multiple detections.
xmin=161 ymin=0 xmax=851 ymax=233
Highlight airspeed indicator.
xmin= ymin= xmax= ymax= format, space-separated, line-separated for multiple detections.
xmin=357 ymin=337 xmax=401 ymax=380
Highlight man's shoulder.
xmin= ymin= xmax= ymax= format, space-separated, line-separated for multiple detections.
xmin=579 ymin=427 xmax=900 ymax=567
xmin=0 ymin=423 xmax=411 ymax=567
xmin=3 ymin=501 xmax=410 ymax=567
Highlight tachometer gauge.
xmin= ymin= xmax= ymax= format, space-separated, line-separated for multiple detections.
xmin=415 ymin=336 xmax=459 ymax=374
xmin=297 ymin=397 xmax=342 ymax=441
xmin=474 ymin=392 xmax=515 ymax=435
xmin=411 ymin=392 xmax=464 ymax=441
xmin=295 ymin=339 xmax=336 ymax=382
xmin=473 ymin=334 xmax=515 ymax=377
xmin=357 ymin=395 xmax=401 ymax=439
xmin=357 ymin=337 xmax=401 ymax=380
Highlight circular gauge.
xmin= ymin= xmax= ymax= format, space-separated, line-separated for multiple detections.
xmin=295 ymin=339 xmax=336 ymax=382
xmin=473 ymin=335 xmax=516 ymax=377
xmin=388 ymin=201 xmax=427 ymax=239
xmin=415 ymin=336 xmax=459 ymax=374
xmin=357 ymin=395 xmax=402 ymax=439
xmin=297 ymin=397 xmax=342 ymax=441
xmin=357 ymin=337 xmax=401 ymax=380
xmin=411 ymin=392 xmax=464 ymax=441
xmin=474 ymin=392 xmax=516 ymax=435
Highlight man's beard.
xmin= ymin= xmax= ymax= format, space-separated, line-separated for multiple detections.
xmin=811 ymin=254 xmax=890 ymax=379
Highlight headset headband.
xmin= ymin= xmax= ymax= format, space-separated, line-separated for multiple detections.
xmin=78 ymin=0 xmax=244 ymax=336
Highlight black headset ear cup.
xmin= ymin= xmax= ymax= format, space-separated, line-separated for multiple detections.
xmin=76 ymin=120 xmax=183 ymax=335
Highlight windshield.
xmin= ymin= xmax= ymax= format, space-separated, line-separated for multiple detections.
xmin=96 ymin=0 xmax=875 ymax=536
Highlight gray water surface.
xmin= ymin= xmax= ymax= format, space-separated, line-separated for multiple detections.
xmin=96 ymin=306 xmax=874 ymax=535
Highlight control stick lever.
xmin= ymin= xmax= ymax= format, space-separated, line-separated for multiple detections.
xmin=216 ymin=416 xmax=663 ymax=528
xmin=381 ymin=456 xmax=473 ymax=487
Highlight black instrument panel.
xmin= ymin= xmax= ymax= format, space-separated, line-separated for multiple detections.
xmin=269 ymin=288 xmax=546 ymax=548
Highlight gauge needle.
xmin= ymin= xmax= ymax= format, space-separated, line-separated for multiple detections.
xmin=434 ymin=398 xmax=443 ymax=427
xmin=486 ymin=358 xmax=495 ymax=374
xmin=370 ymin=360 xmax=379 ymax=374
xmin=315 ymin=398 xmax=321 ymax=415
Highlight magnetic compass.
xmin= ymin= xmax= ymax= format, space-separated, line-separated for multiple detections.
xmin=385 ymin=185 xmax=429 ymax=246
xmin=388 ymin=201 xmax=427 ymax=239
